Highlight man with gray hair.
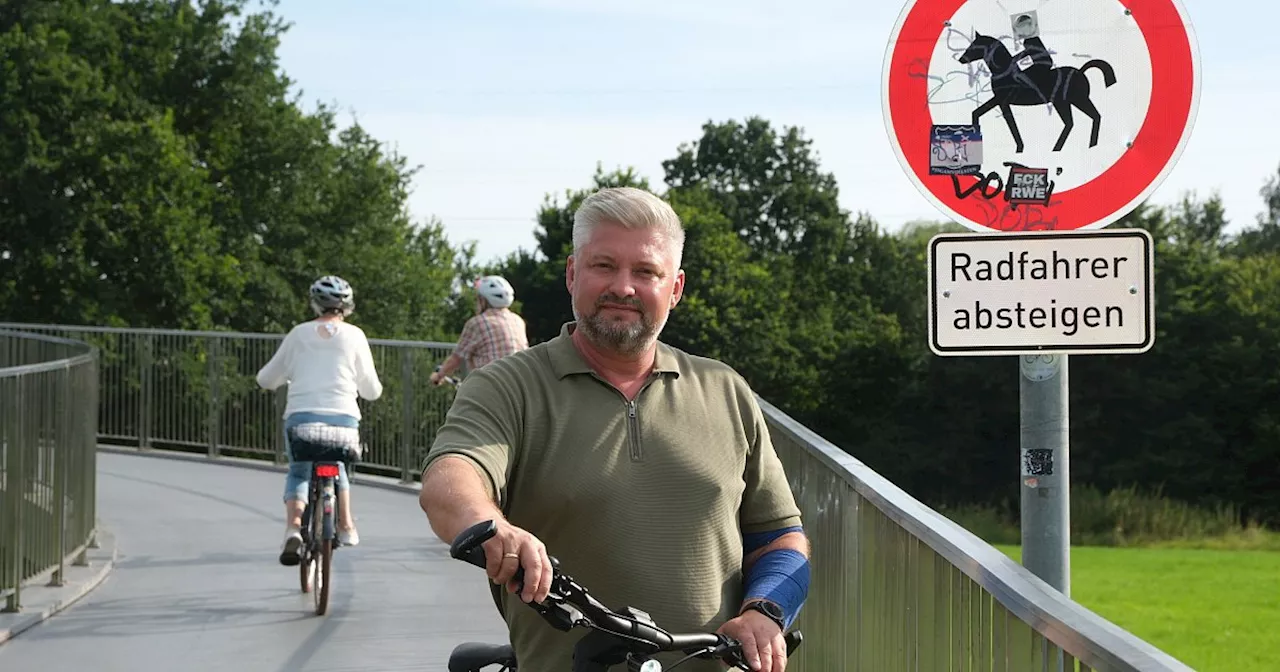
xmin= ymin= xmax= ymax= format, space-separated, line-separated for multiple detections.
xmin=418 ymin=186 xmax=811 ymax=672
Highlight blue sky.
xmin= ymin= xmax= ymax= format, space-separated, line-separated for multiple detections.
xmin=268 ymin=0 xmax=1279 ymax=265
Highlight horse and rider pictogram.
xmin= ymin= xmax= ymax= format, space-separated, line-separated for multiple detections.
xmin=957 ymin=12 xmax=1118 ymax=154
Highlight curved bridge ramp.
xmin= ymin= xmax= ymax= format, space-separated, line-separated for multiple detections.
xmin=0 ymin=451 xmax=508 ymax=671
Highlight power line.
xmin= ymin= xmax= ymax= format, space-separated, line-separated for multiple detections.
xmin=407 ymin=83 xmax=863 ymax=98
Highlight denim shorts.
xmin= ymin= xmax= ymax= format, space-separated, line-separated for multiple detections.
xmin=283 ymin=411 xmax=359 ymax=502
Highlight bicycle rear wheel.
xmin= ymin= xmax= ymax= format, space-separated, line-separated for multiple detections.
xmin=298 ymin=501 xmax=314 ymax=593
xmin=313 ymin=473 xmax=336 ymax=616
xmin=314 ymin=537 xmax=333 ymax=615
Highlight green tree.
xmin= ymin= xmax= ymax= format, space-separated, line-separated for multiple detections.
xmin=0 ymin=4 xmax=235 ymax=329
xmin=1232 ymin=163 xmax=1280 ymax=255
xmin=657 ymin=187 xmax=788 ymax=384
xmin=0 ymin=0 xmax=469 ymax=340
xmin=662 ymin=117 xmax=845 ymax=259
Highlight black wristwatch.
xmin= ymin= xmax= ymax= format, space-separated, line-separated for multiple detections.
xmin=741 ymin=599 xmax=785 ymax=631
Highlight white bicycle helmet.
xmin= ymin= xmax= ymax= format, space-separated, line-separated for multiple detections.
xmin=474 ymin=275 xmax=514 ymax=309
xmin=310 ymin=275 xmax=355 ymax=314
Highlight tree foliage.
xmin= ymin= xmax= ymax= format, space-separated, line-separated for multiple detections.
xmin=0 ymin=0 xmax=470 ymax=339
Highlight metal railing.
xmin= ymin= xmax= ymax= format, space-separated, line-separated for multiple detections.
xmin=0 ymin=330 xmax=99 ymax=612
xmin=0 ymin=322 xmax=1194 ymax=670
xmin=0 ymin=323 xmax=459 ymax=483
xmin=765 ymin=399 xmax=1193 ymax=672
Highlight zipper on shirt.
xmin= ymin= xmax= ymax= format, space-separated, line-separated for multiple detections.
xmin=589 ymin=372 xmax=660 ymax=463
xmin=627 ymin=399 xmax=642 ymax=461
xmin=625 ymin=375 xmax=663 ymax=462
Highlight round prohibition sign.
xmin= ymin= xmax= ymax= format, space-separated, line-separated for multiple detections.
xmin=881 ymin=0 xmax=1200 ymax=232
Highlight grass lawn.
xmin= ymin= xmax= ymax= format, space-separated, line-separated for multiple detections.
xmin=994 ymin=544 xmax=1280 ymax=671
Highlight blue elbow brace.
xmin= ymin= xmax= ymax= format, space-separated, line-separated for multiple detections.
xmin=742 ymin=527 xmax=810 ymax=628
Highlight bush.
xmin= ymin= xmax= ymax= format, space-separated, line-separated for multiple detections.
xmin=937 ymin=484 xmax=1270 ymax=548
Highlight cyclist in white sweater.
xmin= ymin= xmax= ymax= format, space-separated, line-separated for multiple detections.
xmin=257 ymin=275 xmax=384 ymax=565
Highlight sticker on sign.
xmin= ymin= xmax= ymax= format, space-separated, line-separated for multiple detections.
xmin=928 ymin=229 xmax=1153 ymax=356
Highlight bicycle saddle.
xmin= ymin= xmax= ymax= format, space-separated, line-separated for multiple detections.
xmin=448 ymin=642 xmax=516 ymax=671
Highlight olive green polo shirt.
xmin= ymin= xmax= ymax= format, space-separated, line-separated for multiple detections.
xmin=423 ymin=322 xmax=803 ymax=672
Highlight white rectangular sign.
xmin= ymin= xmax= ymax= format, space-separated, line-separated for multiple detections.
xmin=927 ymin=229 xmax=1154 ymax=356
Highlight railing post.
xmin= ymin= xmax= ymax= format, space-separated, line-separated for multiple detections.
xmin=274 ymin=387 xmax=287 ymax=464
xmin=49 ymin=366 xmax=70 ymax=587
xmin=138 ymin=333 xmax=153 ymax=450
xmin=207 ymin=337 xmax=220 ymax=458
xmin=4 ymin=376 xmax=27 ymax=613
xmin=78 ymin=354 xmax=100 ymax=562
xmin=400 ymin=349 xmax=415 ymax=483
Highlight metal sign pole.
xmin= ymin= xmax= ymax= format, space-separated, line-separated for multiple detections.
xmin=1019 ymin=353 xmax=1070 ymax=595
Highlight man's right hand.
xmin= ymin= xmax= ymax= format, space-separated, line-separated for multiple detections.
xmin=421 ymin=459 xmax=550 ymax=602
xmin=477 ymin=519 xmax=554 ymax=605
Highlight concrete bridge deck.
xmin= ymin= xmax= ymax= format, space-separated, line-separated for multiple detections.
xmin=0 ymin=451 xmax=509 ymax=672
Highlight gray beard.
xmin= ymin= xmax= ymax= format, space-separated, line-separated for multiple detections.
xmin=573 ymin=297 xmax=664 ymax=356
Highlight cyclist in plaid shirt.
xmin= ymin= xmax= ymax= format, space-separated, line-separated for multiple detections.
xmin=431 ymin=276 xmax=529 ymax=384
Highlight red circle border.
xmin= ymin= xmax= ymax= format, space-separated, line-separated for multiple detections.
xmin=886 ymin=0 xmax=1196 ymax=231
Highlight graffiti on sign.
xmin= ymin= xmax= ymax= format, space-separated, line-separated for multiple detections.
xmin=947 ymin=162 xmax=1059 ymax=223
xmin=883 ymin=0 xmax=1200 ymax=233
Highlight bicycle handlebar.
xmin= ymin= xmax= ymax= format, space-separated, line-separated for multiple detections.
xmin=448 ymin=520 xmax=803 ymax=671
xmin=432 ymin=364 xmax=461 ymax=386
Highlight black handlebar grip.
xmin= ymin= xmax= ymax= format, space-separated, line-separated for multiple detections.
xmin=449 ymin=519 xmax=497 ymax=569
xmin=451 ymin=521 xmax=564 ymax=598
xmin=784 ymin=630 xmax=802 ymax=656
xmin=722 ymin=631 xmax=800 ymax=670
xmin=509 ymin=554 xmax=562 ymax=590
xmin=510 ymin=555 xmax=565 ymax=595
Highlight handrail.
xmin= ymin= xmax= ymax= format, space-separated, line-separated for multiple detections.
xmin=760 ymin=397 xmax=1193 ymax=671
xmin=0 ymin=329 xmax=97 ymax=378
xmin=0 ymin=329 xmax=100 ymax=612
xmin=0 ymin=322 xmax=456 ymax=350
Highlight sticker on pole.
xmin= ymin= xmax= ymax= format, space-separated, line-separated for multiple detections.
xmin=882 ymin=0 xmax=1200 ymax=232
